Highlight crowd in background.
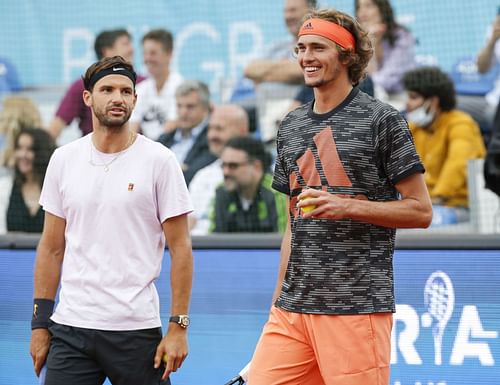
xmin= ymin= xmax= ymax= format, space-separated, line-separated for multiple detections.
xmin=0 ymin=0 xmax=499 ymax=235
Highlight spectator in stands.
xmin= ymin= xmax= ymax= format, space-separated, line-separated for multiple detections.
xmin=48 ymin=29 xmax=142 ymax=141
xmin=244 ymin=0 xmax=316 ymax=85
xmin=0 ymin=96 xmax=43 ymax=168
xmin=130 ymin=29 xmax=183 ymax=140
xmin=209 ymin=136 xmax=287 ymax=233
xmin=0 ymin=97 xmax=43 ymax=234
xmin=457 ymin=12 xmax=500 ymax=139
xmin=188 ymin=104 xmax=250 ymax=235
xmin=484 ymin=100 xmax=500 ymax=197
xmin=0 ymin=128 xmax=55 ymax=233
xmin=158 ymin=80 xmax=216 ymax=185
xmin=238 ymin=0 xmax=317 ymax=142
xmin=403 ymin=67 xmax=486 ymax=226
xmin=355 ymin=0 xmax=416 ymax=98
xmin=0 ymin=56 xmax=22 ymax=97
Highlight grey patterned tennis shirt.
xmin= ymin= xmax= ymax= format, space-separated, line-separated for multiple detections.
xmin=273 ymin=87 xmax=424 ymax=315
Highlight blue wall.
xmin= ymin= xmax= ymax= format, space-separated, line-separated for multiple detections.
xmin=1 ymin=248 xmax=499 ymax=385
xmin=0 ymin=0 xmax=498 ymax=98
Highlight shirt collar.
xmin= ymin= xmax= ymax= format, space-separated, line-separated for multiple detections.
xmin=173 ymin=116 xmax=209 ymax=143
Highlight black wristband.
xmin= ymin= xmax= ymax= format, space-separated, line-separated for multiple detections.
xmin=31 ymin=298 xmax=55 ymax=330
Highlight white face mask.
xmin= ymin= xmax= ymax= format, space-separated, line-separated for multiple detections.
xmin=406 ymin=101 xmax=434 ymax=128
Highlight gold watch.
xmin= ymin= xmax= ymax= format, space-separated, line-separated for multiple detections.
xmin=169 ymin=315 xmax=190 ymax=328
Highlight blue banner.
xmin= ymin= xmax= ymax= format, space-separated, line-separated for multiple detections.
xmin=0 ymin=248 xmax=499 ymax=385
xmin=0 ymin=0 xmax=497 ymax=98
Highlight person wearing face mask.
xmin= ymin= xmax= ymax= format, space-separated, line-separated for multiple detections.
xmin=403 ymin=67 xmax=486 ymax=226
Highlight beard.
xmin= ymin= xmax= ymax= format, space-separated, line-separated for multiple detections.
xmin=223 ymin=176 xmax=238 ymax=192
xmin=304 ymin=65 xmax=342 ymax=88
xmin=93 ymin=105 xmax=132 ymax=129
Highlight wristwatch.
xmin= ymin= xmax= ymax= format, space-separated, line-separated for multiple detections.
xmin=169 ymin=315 xmax=190 ymax=328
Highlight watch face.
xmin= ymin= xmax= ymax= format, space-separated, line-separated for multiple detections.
xmin=170 ymin=315 xmax=190 ymax=328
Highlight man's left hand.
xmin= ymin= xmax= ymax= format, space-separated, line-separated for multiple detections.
xmin=153 ymin=327 xmax=188 ymax=381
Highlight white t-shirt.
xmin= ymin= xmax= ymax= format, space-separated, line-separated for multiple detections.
xmin=188 ymin=159 xmax=223 ymax=235
xmin=40 ymin=134 xmax=193 ymax=330
xmin=130 ymin=72 xmax=184 ymax=140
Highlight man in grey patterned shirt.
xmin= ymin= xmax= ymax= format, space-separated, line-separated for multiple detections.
xmin=247 ymin=8 xmax=432 ymax=385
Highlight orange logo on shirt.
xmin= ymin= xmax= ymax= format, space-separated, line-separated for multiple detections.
xmin=291 ymin=126 xmax=352 ymax=189
xmin=289 ymin=126 xmax=366 ymax=218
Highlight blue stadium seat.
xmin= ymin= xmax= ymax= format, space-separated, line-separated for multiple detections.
xmin=449 ymin=56 xmax=499 ymax=96
xmin=0 ymin=57 xmax=22 ymax=96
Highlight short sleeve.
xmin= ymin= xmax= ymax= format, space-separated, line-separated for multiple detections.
xmin=39 ymin=149 xmax=65 ymax=219
xmin=130 ymin=82 xmax=147 ymax=124
xmin=55 ymin=80 xmax=85 ymax=125
xmin=272 ymin=118 xmax=291 ymax=195
xmin=371 ymin=28 xmax=416 ymax=93
xmin=375 ymin=108 xmax=424 ymax=185
xmin=156 ymin=151 xmax=193 ymax=223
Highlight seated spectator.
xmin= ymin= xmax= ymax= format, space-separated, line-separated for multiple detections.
xmin=239 ymin=0 xmax=317 ymax=142
xmin=130 ymin=29 xmax=183 ymax=139
xmin=403 ymin=67 xmax=486 ymax=227
xmin=48 ymin=29 xmax=144 ymax=141
xmin=457 ymin=13 xmax=500 ymax=140
xmin=0 ymin=96 xmax=43 ymax=168
xmin=484 ymin=100 xmax=500 ymax=197
xmin=355 ymin=0 xmax=416 ymax=99
xmin=0 ymin=128 xmax=56 ymax=233
xmin=0 ymin=56 xmax=22 ymax=97
xmin=209 ymin=136 xmax=287 ymax=233
xmin=189 ymin=104 xmax=250 ymax=235
xmin=244 ymin=0 xmax=315 ymax=86
xmin=158 ymin=80 xmax=216 ymax=185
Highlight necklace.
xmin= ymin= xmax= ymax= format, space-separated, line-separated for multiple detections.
xmin=89 ymin=131 xmax=135 ymax=172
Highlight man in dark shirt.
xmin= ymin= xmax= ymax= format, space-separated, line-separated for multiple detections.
xmin=158 ymin=80 xmax=216 ymax=185
xmin=248 ymin=8 xmax=432 ymax=385
xmin=210 ymin=136 xmax=286 ymax=233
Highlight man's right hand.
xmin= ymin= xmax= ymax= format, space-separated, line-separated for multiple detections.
xmin=30 ymin=328 xmax=51 ymax=376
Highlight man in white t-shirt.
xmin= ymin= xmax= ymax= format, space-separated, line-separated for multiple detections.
xmin=130 ymin=29 xmax=183 ymax=140
xmin=29 ymin=56 xmax=193 ymax=385
xmin=188 ymin=104 xmax=250 ymax=235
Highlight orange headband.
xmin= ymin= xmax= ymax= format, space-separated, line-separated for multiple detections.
xmin=298 ymin=18 xmax=355 ymax=50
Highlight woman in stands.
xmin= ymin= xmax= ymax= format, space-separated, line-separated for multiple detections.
xmin=0 ymin=96 xmax=43 ymax=168
xmin=0 ymin=128 xmax=55 ymax=233
xmin=355 ymin=0 xmax=416 ymax=98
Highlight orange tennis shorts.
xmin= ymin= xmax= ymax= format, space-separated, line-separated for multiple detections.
xmin=247 ymin=306 xmax=393 ymax=385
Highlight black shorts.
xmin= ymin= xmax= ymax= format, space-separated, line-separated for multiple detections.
xmin=44 ymin=321 xmax=171 ymax=385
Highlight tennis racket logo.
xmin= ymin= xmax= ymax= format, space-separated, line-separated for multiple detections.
xmin=422 ymin=271 xmax=455 ymax=365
